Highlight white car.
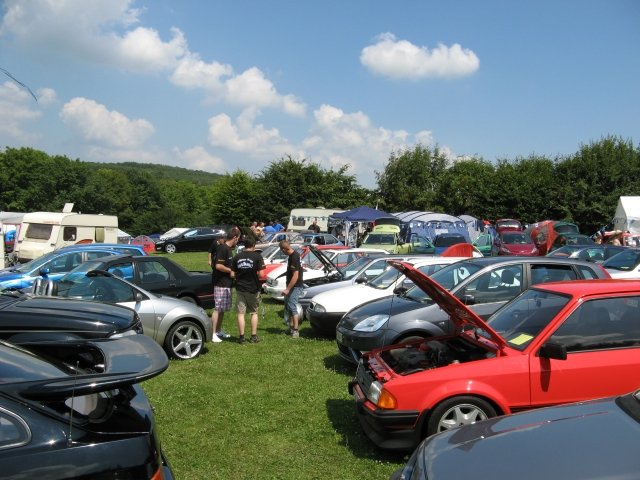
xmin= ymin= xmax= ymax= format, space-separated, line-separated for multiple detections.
xmin=263 ymin=247 xmax=387 ymax=301
xmin=306 ymin=257 xmax=469 ymax=335
xmin=603 ymin=248 xmax=640 ymax=278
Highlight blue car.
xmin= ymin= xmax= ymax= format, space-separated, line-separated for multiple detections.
xmin=55 ymin=242 xmax=147 ymax=256
xmin=0 ymin=247 xmax=136 ymax=290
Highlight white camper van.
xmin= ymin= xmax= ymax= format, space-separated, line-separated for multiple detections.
xmin=287 ymin=208 xmax=344 ymax=233
xmin=14 ymin=207 xmax=119 ymax=262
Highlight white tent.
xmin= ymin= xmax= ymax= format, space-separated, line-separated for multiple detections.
xmin=613 ymin=196 xmax=640 ymax=234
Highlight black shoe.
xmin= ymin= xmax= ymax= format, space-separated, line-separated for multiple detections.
xmin=238 ymin=336 xmax=246 ymax=344
xmin=250 ymin=335 xmax=260 ymax=343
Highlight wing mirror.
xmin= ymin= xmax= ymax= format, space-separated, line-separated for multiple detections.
xmin=461 ymin=294 xmax=475 ymax=305
xmin=354 ymin=276 xmax=368 ymax=284
xmin=135 ymin=292 xmax=144 ymax=303
xmin=539 ymin=342 xmax=567 ymax=360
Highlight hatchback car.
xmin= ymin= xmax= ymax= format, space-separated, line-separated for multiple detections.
xmin=0 ymin=335 xmax=174 ymax=479
xmin=604 ymin=248 xmax=640 ymax=278
xmin=432 ymin=233 xmax=468 ymax=255
xmin=349 ymin=262 xmax=640 ymax=451
xmin=547 ymin=244 xmax=627 ymax=263
xmin=393 ymin=390 xmax=640 ymax=480
xmin=494 ymin=231 xmax=538 ymax=256
xmin=50 ymin=269 xmax=212 ymax=359
xmin=336 ymin=256 xmax=609 ymax=363
xmin=155 ymin=226 xmax=226 ymax=253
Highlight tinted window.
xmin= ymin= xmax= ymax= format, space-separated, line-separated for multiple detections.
xmin=138 ymin=261 xmax=171 ymax=282
xmin=460 ymin=265 xmax=523 ymax=304
xmin=530 ymin=264 xmax=577 ymax=285
xmin=106 ymin=262 xmax=134 ymax=281
xmin=550 ymin=297 xmax=640 ymax=351
xmin=0 ymin=407 xmax=30 ymax=450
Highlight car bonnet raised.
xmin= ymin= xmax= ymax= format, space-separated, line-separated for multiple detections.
xmin=388 ymin=260 xmax=506 ymax=348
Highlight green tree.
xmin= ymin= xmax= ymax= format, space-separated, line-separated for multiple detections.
xmin=209 ymin=170 xmax=259 ymax=226
xmin=438 ymin=158 xmax=495 ymax=218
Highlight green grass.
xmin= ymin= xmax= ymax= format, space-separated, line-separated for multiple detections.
xmin=145 ymin=252 xmax=407 ymax=479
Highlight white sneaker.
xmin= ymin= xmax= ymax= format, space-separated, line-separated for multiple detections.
xmin=211 ymin=334 xmax=222 ymax=343
xmin=217 ymin=330 xmax=231 ymax=339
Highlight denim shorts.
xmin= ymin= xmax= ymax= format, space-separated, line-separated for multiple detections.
xmin=285 ymin=287 xmax=302 ymax=314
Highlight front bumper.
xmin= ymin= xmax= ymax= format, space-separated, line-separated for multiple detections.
xmin=335 ymin=325 xmax=388 ymax=363
xmin=263 ymin=284 xmax=285 ymax=301
xmin=307 ymin=309 xmax=344 ymax=336
xmin=348 ymin=380 xmax=425 ymax=452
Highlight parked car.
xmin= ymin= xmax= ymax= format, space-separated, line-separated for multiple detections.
xmin=471 ymin=232 xmax=494 ymax=256
xmin=307 ymin=256 xmax=468 ymax=336
xmin=336 ymin=256 xmax=609 ymax=363
xmin=495 ymin=218 xmax=523 ymax=233
xmin=56 ymin=242 xmax=148 ymax=256
xmin=0 ymin=247 xmax=136 ymax=291
xmin=65 ymin=254 xmax=215 ymax=307
xmin=301 ymin=232 xmax=343 ymax=246
xmin=48 ymin=269 xmax=212 ymax=359
xmin=494 ymin=231 xmax=538 ymax=256
xmin=349 ymin=262 xmax=640 ymax=451
xmin=603 ymin=248 xmax=640 ymax=278
xmin=254 ymin=231 xmax=305 ymax=253
xmin=392 ymin=390 xmax=640 ymax=480
xmin=0 ymin=289 xmax=143 ymax=344
xmin=0 ymin=335 xmax=174 ymax=479
xmin=263 ymin=247 xmax=383 ymax=301
xmin=547 ymin=244 xmax=627 ymax=263
xmin=154 ymin=226 xmax=225 ymax=253
xmin=433 ymin=233 xmax=468 ymax=255
xmin=548 ymin=232 xmax=595 ymax=253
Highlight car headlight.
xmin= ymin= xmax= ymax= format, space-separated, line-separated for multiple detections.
xmin=368 ymin=381 xmax=383 ymax=404
xmin=110 ymin=328 xmax=140 ymax=338
xmin=314 ymin=304 xmax=326 ymax=313
xmin=354 ymin=314 xmax=389 ymax=332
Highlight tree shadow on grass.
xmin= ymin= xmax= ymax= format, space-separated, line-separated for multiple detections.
xmin=325 ymin=397 xmax=408 ymax=463
xmin=323 ymin=353 xmax=356 ymax=376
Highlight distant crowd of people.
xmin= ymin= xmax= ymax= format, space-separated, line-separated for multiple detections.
xmin=207 ymin=226 xmax=303 ymax=343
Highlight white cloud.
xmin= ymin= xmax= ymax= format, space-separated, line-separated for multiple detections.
xmin=0 ymin=0 xmax=186 ymax=73
xmin=60 ymin=97 xmax=154 ymax=148
xmin=36 ymin=88 xmax=57 ymax=106
xmin=0 ymin=81 xmax=42 ymax=141
xmin=207 ymin=108 xmax=302 ymax=157
xmin=173 ymin=146 xmax=227 ymax=172
xmin=360 ymin=33 xmax=480 ymax=80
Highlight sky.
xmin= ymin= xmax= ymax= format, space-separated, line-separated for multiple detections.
xmin=0 ymin=1 xmax=638 ymax=188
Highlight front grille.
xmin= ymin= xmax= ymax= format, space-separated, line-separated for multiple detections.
xmin=355 ymin=359 xmax=374 ymax=398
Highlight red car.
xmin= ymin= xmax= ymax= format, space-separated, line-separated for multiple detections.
xmin=494 ymin=231 xmax=538 ymax=256
xmin=349 ymin=261 xmax=640 ymax=451
xmin=495 ymin=218 xmax=523 ymax=233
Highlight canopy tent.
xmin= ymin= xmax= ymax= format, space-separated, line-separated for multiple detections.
xmin=393 ymin=211 xmax=472 ymax=243
xmin=613 ymin=196 xmax=640 ymax=234
xmin=329 ymin=206 xmax=395 ymax=246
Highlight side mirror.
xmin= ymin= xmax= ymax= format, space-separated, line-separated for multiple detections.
xmin=39 ymin=267 xmax=51 ymax=276
xmin=135 ymin=292 xmax=144 ymax=303
xmin=354 ymin=276 xmax=368 ymax=284
xmin=461 ymin=294 xmax=475 ymax=305
xmin=539 ymin=342 xmax=567 ymax=360
xmin=393 ymin=286 xmax=408 ymax=295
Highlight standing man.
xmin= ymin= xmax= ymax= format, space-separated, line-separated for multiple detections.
xmin=279 ymin=239 xmax=303 ymax=339
xmin=211 ymin=229 xmax=240 ymax=342
xmin=309 ymin=218 xmax=321 ymax=233
xmin=232 ymin=237 xmax=265 ymax=344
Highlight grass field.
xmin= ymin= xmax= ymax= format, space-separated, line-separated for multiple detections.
xmin=145 ymin=252 xmax=407 ymax=479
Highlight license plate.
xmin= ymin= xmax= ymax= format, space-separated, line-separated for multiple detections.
xmin=336 ymin=331 xmax=343 ymax=343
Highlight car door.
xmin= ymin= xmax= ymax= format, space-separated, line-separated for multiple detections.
xmin=115 ymin=285 xmax=160 ymax=341
xmin=137 ymin=260 xmax=178 ymax=297
xmin=530 ymin=296 xmax=640 ymax=406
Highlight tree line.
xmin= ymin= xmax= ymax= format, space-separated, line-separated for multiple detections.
xmin=0 ymin=135 xmax=638 ymax=236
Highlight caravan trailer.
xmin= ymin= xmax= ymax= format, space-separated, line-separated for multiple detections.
xmin=14 ymin=210 xmax=119 ymax=262
xmin=287 ymin=208 xmax=345 ymax=233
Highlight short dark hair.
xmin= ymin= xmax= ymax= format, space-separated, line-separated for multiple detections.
xmin=227 ymin=228 xmax=240 ymax=240
xmin=243 ymin=237 xmax=256 ymax=249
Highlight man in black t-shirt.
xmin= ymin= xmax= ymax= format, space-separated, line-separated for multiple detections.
xmin=309 ymin=218 xmax=321 ymax=234
xmin=211 ymin=229 xmax=240 ymax=342
xmin=279 ymin=239 xmax=304 ymax=339
xmin=232 ymin=237 xmax=265 ymax=344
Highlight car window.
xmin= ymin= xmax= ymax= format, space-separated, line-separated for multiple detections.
xmin=85 ymin=251 xmax=113 ymax=261
xmin=106 ymin=262 xmax=134 ymax=282
xmin=48 ymin=252 xmax=82 ymax=273
xmin=530 ymin=264 xmax=578 ymax=285
xmin=0 ymin=408 xmax=30 ymax=450
xmin=549 ymin=297 xmax=640 ymax=352
xmin=139 ymin=261 xmax=171 ymax=282
xmin=460 ymin=265 xmax=523 ymax=304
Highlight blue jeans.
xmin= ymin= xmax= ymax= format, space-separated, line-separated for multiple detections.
xmin=285 ymin=287 xmax=302 ymax=315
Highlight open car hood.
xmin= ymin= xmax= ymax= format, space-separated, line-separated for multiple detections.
xmin=5 ymin=335 xmax=169 ymax=400
xmin=307 ymin=246 xmax=340 ymax=275
xmin=388 ymin=260 xmax=506 ymax=348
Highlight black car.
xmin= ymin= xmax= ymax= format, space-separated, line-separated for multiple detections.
xmin=392 ymin=391 xmax=640 ymax=480
xmin=0 ymin=290 xmax=143 ymax=344
xmin=155 ymin=226 xmax=225 ymax=253
xmin=0 ymin=335 xmax=174 ymax=479
xmin=336 ymin=256 xmax=609 ymax=363
xmin=547 ymin=244 xmax=628 ymax=263
xmin=69 ymin=254 xmax=214 ymax=308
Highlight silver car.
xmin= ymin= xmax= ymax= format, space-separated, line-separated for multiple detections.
xmin=42 ymin=269 xmax=212 ymax=360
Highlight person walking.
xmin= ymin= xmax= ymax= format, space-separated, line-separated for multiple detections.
xmin=279 ymin=239 xmax=303 ymax=339
xmin=211 ymin=229 xmax=240 ymax=342
xmin=232 ymin=237 xmax=265 ymax=344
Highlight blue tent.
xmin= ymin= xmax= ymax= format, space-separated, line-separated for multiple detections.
xmin=330 ymin=206 xmax=393 ymax=222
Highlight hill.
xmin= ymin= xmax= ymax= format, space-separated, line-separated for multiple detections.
xmin=84 ymin=161 xmax=223 ymax=186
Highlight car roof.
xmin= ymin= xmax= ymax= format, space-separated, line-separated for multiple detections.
xmin=533 ymin=278 xmax=640 ymax=296
xmin=450 ymin=256 xmax=602 ymax=267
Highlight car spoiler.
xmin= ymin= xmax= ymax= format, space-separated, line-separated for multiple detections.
xmin=11 ymin=335 xmax=169 ymax=400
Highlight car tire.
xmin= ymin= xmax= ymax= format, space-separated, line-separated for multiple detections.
xmin=427 ymin=396 xmax=496 ymax=436
xmin=164 ymin=320 xmax=205 ymax=360
xmin=165 ymin=243 xmax=177 ymax=254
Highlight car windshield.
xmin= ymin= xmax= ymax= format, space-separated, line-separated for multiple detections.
xmin=403 ymin=261 xmax=484 ymax=302
xmin=368 ymin=265 xmax=405 ymax=290
xmin=481 ymin=288 xmax=570 ymax=350
xmin=338 ymin=256 xmax=377 ymax=279
xmin=12 ymin=251 xmax=59 ymax=273
xmin=261 ymin=245 xmax=280 ymax=258
xmin=434 ymin=235 xmax=465 ymax=247
xmin=501 ymin=233 xmax=529 ymax=244
xmin=497 ymin=220 xmax=522 ymax=230
xmin=603 ymin=249 xmax=640 ymax=271
xmin=70 ymin=260 xmax=105 ymax=274
xmin=547 ymin=245 xmax=585 ymax=257
xmin=362 ymin=234 xmax=395 ymax=245
xmin=55 ymin=271 xmax=138 ymax=302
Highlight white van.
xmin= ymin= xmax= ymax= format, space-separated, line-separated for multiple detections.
xmin=14 ymin=209 xmax=119 ymax=262
xmin=287 ymin=208 xmax=345 ymax=233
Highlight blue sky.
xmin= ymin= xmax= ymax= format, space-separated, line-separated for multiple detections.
xmin=0 ymin=0 xmax=638 ymax=188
